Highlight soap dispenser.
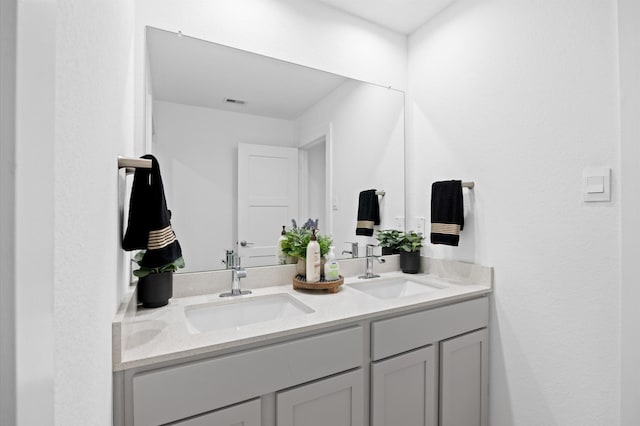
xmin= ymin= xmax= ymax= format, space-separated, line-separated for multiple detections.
xmin=306 ymin=229 xmax=321 ymax=283
xmin=324 ymin=246 xmax=340 ymax=281
xmin=276 ymin=225 xmax=287 ymax=264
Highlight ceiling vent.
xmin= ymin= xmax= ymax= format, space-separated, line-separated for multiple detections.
xmin=224 ymin=98 xmax=247 ymax=105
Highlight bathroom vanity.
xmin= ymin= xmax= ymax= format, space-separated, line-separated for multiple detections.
xmin=112 ymin=257 xmax=492 ymax=426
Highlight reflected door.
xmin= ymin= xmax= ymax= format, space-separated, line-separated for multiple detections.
xmin=238 ymin=143 xmax=298 ymax=267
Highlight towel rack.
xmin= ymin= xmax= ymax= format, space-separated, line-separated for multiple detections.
xmin=462 ymin=181 xmax=475 ymax=189
xmin=118 ymin=156 xmax=151 ymax=173
xmin=375 ymin=190 xmax=385 ymax=196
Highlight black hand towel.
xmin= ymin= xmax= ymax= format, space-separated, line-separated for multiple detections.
xmin=430 ymin=180 xmax=464 ymax=246
xmin=122 ymin=154 xmax=182 ymax=268
xmin=355 ymin=189 xmax=380 ymax=236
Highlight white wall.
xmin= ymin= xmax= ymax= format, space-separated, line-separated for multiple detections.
xmin=14 ymin=0 xmax=134 ymax=425
xmin=296 ymin=80 xmax=405 ymax=256
xmin=53 ymin=1 xmax=135 ymax=423
xmin=617 ymin=0 xmax=640 ymax=424
xmin=408 ymin=1 xmax=621 ymax=424
xmin=152 ymin=100 xmax=296 ymax=273
xmin=15 ymin=1 xmax=56 ymax=424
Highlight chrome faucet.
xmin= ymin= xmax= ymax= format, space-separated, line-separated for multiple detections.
xmin=221 ymin=249 xmax=235 ymax=269
xmin=342 ymin=242 xmax=359 ymax=258
xmin=358 ymin=244 xmax=385 ymax=279
xmin=220 ymin=254 xmax=251 ymax=297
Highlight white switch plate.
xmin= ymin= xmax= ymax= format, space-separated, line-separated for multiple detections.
xmin=582 ymin=167 xmax=611 ymax=202
xmin=394 ymin=216 xmax=405 ymax=231
xmin=414 ymin=217 xmax=426 ymax=234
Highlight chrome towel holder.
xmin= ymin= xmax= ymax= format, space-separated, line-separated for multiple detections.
xmin=118 ymin=156 xmax=152 ymax=174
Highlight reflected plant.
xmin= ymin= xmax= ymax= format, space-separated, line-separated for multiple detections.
xmin=281 ymin=218 xmax=331 ymax=258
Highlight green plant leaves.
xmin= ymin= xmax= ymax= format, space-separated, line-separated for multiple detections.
xmin=280 ymin=228 xmax=332 ymax=258
xmin=132 ymin=251 xmax=185 ymax=278
xmin=375 ymin=230 xmax=424 ymax=252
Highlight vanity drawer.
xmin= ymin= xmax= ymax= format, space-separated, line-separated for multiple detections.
xmin=132 ymin=326 xmax=363 ymax=426
xmin=371 ymin=297 xmax=488 ymax=361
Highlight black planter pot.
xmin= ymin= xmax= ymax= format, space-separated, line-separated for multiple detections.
xmin=400 ymin=251 xmax=421 ymax=274
xmin=137 ymin=271 xmax=173 ymax=308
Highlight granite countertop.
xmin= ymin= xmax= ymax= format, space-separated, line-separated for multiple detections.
xmin=113 ymin=257 xmax=493 ymax=371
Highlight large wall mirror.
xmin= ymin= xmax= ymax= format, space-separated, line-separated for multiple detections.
xmin=146 ymin=27 xmax=405 ymax=273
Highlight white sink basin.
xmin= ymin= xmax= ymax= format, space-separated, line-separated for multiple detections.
xmin=348 ymin=277 xmax=444 ymax=300
xmin=184 ymin=293 xmax=314 ymax=334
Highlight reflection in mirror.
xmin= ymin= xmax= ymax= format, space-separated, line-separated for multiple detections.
xmin=146 ymin=27 xmax=405 ymax=273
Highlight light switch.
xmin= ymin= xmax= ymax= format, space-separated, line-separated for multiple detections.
xmin=583 ymin=167 xmax=610 ymax=202
xmin=586 ymin=176 xmax=604 ymax=193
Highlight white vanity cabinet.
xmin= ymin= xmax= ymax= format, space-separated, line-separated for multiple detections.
xmin=172 ymin=399 xmax=261 ymax=426
xmin=127 ymin=327 xmax=363 ymax=426
xmin=114 ymin=296 xmax=490 ymax=426
xmin=440 ymin=329 xmax=489 ymax=426
xmin=369 ymin=297 xmax=489 ymax=426
xmin=276 ymin=369 xmax=365 ymax=426
xmin=371 ymin=346 xmax=437 ymax=426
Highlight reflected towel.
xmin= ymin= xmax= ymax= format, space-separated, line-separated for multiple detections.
xmin=430 ymin=180 xmax=464 ymax=246
xmin=356 ymin=189 xmax=380 ymax=236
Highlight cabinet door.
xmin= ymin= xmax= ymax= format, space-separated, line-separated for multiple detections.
xmin=173 ymin=398 xmax=261 ymax=426
xmin=276 ymin=369 xmax=364 ymax=426
xmin=371 ymin=345 xmax=437 ymax=426
xmin=440 ymin=328 xmax=488 ymax=426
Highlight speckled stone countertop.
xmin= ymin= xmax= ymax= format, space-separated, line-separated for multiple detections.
xmin=112 ymin=256 xmax=493 ymax=371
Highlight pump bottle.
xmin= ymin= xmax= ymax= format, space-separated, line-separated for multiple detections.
xmin=305 ymin=229 xmax=321 ymax=283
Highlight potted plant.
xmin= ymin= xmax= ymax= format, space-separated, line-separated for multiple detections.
xmin=375 ymin=229 xmax=403 ymax=255
xmin=396 ymin=231 xmax=424 ymax=274
xmin=280 ymin=219 xmax=332 ymax=277
xmin=133 ymin=250 xmax=185 ymax=308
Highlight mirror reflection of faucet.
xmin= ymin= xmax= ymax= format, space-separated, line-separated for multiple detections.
xmin=220 ymin=253 xmax=251 ymax=297
xmin=222 ymin=249 xmax=235 ymax=269
xmin=342 ymin=242 xmax=359 ymax=258
xmin=358 ymin=244 xmax=385 ymax=279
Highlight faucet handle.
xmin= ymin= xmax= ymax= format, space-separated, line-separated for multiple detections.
xmin=366 ymin=244 xmax=376 ymax=256
xmin=231 ymin=253 xmax=242 ymax=269
xmin=344 ymin=241 xmax=359 ymax=258
xmin=222 ymin=249 xmax=235 ymax=269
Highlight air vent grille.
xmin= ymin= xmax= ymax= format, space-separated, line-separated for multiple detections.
xmin=224 ymin=98 xmax=246 ymax=105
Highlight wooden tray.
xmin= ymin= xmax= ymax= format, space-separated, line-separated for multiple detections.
xmin=292 ymin=275 xmax=344 ymax=293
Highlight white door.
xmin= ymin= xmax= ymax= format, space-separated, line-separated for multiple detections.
xmin=238 ymin=143 xmax=298 ymax=267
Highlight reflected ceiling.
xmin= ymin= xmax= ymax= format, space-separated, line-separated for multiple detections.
xmin=147 ymin=29 xmax=348 ymax=120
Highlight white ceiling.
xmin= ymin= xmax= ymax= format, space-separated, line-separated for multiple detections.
xmin=147 ymin=28 xmax=348 ymax=120
xmin=315 ymin=0 xmax=456 ymax=34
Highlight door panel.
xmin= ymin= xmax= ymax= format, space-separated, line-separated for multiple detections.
xmin=238 ymin=143 xmax=298 ymax=267
xmin=276 ymin=369 xmax=364 ymax=426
